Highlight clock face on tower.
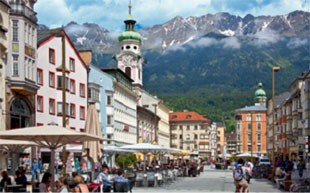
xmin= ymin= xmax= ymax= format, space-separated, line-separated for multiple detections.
xmin=122 ymin=55 xmax=134 ymax=66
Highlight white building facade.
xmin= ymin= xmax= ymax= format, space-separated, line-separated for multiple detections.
xmin=141 ymin=91 xmax=170 ymax=147
xmin=210 ymin=122 xmax=217 ymax=159
xmin=103 ymin=69 xmax=137 ymax=146
xmin=36 ymin=30 xmax=88 ymax=130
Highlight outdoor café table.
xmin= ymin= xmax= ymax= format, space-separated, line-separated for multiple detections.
xmin=7 ymin=184 xmax=23 ymax=192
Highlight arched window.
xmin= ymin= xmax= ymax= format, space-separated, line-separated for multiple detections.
xmin=10 ymin=98 xmax=31 ymax=129
xmin=125 ymin=67 xmax=131 ymax=78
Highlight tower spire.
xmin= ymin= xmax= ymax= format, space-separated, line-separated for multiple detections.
xmin=129 ymin=0 xmax=132 ymax=16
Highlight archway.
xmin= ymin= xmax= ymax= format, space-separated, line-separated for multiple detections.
xmin=10 ymin=98 xmax=31 ymax=129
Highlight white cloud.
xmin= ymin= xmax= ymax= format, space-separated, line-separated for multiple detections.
xmin=35 ymin=0 xmax=309 ymax=30
xmin=287 ymin=38 xmax=308 ymax=48
xmin=220 ymin=37 xmax=241 ymax=49
xmin=248 ymin=29 xmax=282 ymax=47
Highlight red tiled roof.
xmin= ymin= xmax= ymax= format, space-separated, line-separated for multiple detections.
xmin=169 ymin=111 xmax=208 ymax=122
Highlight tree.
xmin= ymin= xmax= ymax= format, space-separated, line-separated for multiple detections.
xmin=115 ymin=154 xmax=137 ymax=170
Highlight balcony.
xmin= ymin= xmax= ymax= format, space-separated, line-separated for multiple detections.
xmin=9 ymin=4 xmax=37 ymax=23
xmin=8 ymin=78 xmax=39 ymax=96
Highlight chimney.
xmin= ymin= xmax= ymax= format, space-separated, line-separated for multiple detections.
xmin=79 ymin=50 xmax=92 ymax=65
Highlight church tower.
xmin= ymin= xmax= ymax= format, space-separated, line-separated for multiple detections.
xmin=254 ymin=82 xmax=267 ymax=106
xmin=117 ymin=1 xmax=144 ymax=104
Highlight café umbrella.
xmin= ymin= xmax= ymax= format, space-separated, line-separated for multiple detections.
xmin=0 ymin=125 xmax=104 ymax=191
xmin=0 ymin=139 xmax=37 ymax=175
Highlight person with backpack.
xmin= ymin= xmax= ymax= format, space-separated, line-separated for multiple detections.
xmin=233 ymin=158 xmax=252 ymax=193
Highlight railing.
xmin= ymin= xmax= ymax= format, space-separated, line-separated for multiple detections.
xmin=9 ymin=4 xmax=37 ymax=23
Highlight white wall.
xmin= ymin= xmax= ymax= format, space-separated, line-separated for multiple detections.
xmin=36 ymin=35 xmax=87 ymax=130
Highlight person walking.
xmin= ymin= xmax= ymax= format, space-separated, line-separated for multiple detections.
xmin=31 ymin=158 xmax=39 ymax=182
xmin=233 ymin=158 xmax=252 ymax=193
xmin=297 ymin=160 xmax=306 ymax=178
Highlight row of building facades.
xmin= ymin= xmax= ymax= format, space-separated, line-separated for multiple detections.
xmin=232 ymin=75 xmax=309 ymax=162
xmin=0 ymin=1 xmax=308 ymax=169
xmin=0 ymin=0 xmax=227 ymax=169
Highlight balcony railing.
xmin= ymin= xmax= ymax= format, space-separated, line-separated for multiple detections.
xmin=9 ymin=4 xmax=37 ymax=23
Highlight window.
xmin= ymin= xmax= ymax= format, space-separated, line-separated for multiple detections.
xmin=256 ymin=114 xmax=262 ymax=121
xmin=70 ymin=79 xmax=75 ymax=94
xmin=49 ymin=72 xmax=55 ymax=87
xmin=88 ymin=87 xmax=99 ymax=102
xmin=186 ymin=115 xmax=192 ymax=119
xmin=57 ymin=76 xmax=69 ymax=89
xmin=248 ymin=123 xmax=252 ymax=130
xmin=248 ymin=133 xmax=252 ymax=142
xmin=69 ymin=58 xmax=75 ymax=72
xmin=107 ymin=115 xmax=112 ymax=125
xmin=257 ymin=123 xmax=261 ymax=131
xmin=186 ymin=125 xmax=190 ymax=130
xmin=80 ymin=83 xmax=85 ymax=97
xmin=12 ymin=20 xmax=18 ymax=42
xmin=107 ymin=95 xmax=111 ymax=105
xmin=246 ymin=114 xmax=251 ymax=121
xmin=49 ymin=98 xmax=55 ymax=115
xmin=57 ymin=102 xmax=69 ymax=116
xmin=257 ymin=134 xmax=261 ymax=142
xmin=57 ymin=76 xmax=62 ymax=89
xmin=194 ymin=134 xmax=198 ymax=139
xmin=57 ymin=102 xmax=62 ymax=115
xmin=179 ymin=134 xmax=183 ymax=139
xmin=257 ymin=145 xmax=261 ymax=152
xmin=248 ymin=145 xmax=252 ymax=151
xmin=80 ymin=106 xmax=85 ymax=120
xmin=49 ymin=48 xmax=55 ymax=64
xmin=194 ymin=125 xmax=198 ymax=130
xmin=12 ymin=55 xmax=18 ymax=76
xmin=179 ymin=125 xmax=183 ymax=130
xmin=70 ymin=103 xmax=76 ymax=118
xmin=37 ymin=96 xmax=43 ymax=112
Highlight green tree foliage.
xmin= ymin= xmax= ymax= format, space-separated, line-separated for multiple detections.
xmin=115 ymin=154 xmax=137 ymax=169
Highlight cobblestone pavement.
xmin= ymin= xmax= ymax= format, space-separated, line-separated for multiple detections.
xmin=133 ymin=166 xmax=285 ymax=193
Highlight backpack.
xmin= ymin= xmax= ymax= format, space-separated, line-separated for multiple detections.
xmin=234 ymin=166 xmax=244 ymax=181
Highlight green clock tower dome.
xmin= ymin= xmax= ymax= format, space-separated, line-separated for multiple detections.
xmin=254 ymin=82 xmax=267 ymax=106
xmin=118 ymin=1 xmax=142 ymax=43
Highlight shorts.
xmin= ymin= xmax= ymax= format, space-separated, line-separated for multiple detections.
xmin=234 ymin=179 xmax=248 ymax=190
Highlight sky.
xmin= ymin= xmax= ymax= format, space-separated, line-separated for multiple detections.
xmin=35 ymin=0 xmax=309 ymax=31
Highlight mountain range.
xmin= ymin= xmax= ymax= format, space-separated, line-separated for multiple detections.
xmin=38 ymin=10 xmax=310 ymax=131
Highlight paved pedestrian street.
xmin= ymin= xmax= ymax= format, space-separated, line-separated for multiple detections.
xmin=134 ymin=166 xmax=283 ymax=193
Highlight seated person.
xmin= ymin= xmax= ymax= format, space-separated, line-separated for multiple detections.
xmin=73 ymin=175 xmax=89 ymax=193
xmin=113 ymin=169 xmax=130 ymax=193
xmin=96 ymin=167 xmax=112 ymax=192
xmin=275 ymin=167 xmax=286 ymax=178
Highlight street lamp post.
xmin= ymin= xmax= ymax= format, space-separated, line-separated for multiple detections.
xmin=50 ymin=29 xmax=66 ymax=176
xmin=272 ymin=66 xmax=280 ymax=166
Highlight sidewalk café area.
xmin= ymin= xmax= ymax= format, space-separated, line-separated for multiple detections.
xmin=0 ymin=151 xmax=206 ymax=192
